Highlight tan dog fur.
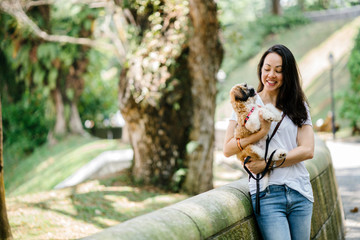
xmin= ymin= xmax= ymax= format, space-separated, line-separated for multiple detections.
xmin=230 ymin=83 xmax=287 ymax=190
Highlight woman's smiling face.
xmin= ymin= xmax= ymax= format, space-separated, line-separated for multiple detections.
xmin=261 ymin=52 xmax=283 ymax=93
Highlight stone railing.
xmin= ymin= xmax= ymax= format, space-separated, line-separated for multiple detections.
xmin=305 ymin=5 xmax=360 ymax=22
xmin=81 ymin=136 xmax=345 ymax=240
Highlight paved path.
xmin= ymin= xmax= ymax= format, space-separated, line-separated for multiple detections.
xmin=326 ymin=139 xmax=360 ymax=239
xmin=55 ymin=149 xmax=133 ymax=189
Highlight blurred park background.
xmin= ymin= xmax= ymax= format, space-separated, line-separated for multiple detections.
xmin=1 ymin=0 xmax=360 ymax=239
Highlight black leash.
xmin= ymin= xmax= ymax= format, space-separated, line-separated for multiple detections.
xmin=243 ymin=114 xmax=285 ymax=214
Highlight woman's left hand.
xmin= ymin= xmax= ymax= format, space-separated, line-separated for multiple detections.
xmin=244 ymin=158 xmax=267 ymax=174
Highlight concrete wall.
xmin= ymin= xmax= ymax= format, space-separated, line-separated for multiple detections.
xmin=81 ymin=137 xmax=345 ymax=240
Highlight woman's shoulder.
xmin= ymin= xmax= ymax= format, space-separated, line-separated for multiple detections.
xmin=255 ymin=94 xmax=264 ymax=106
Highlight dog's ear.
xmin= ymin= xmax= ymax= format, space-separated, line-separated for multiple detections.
xmin=235 ymin=94 xmax=248 ymax=102
xmin=234 ymin=88 xmax=249 ymax=102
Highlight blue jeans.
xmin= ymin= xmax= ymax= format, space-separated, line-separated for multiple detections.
xmin=251 ymin=185 xmax=313 ymax=240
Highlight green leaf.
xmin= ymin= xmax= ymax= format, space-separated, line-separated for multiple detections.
xmin=33 ymin=68 xmax=45 ymax=86
xmin=84 ymin=19 xmax=92 ymax=31
xmin=66 ymin=88 xmax=75 ymax=101
xmin=186 ymin=141 xmax=199 ymax=154
xmin=48 ymin=69 xmax=58 ymax=89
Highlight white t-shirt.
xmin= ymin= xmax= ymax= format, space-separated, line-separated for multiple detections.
xmin=230 ymin=95 xmax=314 ymax=202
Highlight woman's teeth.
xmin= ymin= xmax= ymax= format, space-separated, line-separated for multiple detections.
xmin=267 ymin=80 xmax=276 ymax=85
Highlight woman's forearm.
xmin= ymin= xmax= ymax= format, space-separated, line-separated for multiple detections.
xmin=277 ymin=124 xmax=314 ymax=168
xmin=223 ymin=124 xmax=269 ymax=157
xmin=277 ymin=145 xmax=314 ymax=168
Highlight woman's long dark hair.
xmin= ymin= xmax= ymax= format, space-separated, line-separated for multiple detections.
xmin=257 ymin=44 xmax=309 ymax=127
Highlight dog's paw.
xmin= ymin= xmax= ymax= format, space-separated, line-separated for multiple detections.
xmin=245 ymin=120 xmax=261 ymax=133
xmin=273 ymin=149 xmax=287 ymax=161
xmin=263 ymin=104 xmax=282 ymax=121
xmin=261 ymin=110 xmax=277 ymax=122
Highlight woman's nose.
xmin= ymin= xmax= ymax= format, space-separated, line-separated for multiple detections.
xmin=269 ymin=70 xmax=275 ymax=78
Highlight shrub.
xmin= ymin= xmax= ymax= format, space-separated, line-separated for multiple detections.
xmin=2 ymin=91 xmax=53 ymax=164
xmin=338 ymin=28 xmax=360 ymax=134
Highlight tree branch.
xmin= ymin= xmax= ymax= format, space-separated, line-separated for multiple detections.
xmin=21 ymin=0 xmax=109 ymax=11
xmin=0 ymin=0 xmax=126 ymax=60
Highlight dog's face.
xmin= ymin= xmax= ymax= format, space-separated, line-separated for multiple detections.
xmin=230 ymin=83 xmax=256 ymax=103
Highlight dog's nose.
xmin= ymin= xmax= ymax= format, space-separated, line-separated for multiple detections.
xmin=250 ymin=88 xmax=255 ymax=95
xmin=243 ymin=83 xmax=247 ymax=88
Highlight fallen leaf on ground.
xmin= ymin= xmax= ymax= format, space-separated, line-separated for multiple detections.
xmin=350 ymin=207 xmax=358 ymax=213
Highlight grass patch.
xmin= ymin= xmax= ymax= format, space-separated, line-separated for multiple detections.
xmin=263 ymin=19 xmax=352 ymax=61
xmin=305 ymin=51 xmax=351 ymax=126
xmin=5 ymin=135 xmax=130 ymax=196
xmin=305 ymin=53 xmax=360 ymax=139
xmin=6 ymin=171 xmax=188 ymax=240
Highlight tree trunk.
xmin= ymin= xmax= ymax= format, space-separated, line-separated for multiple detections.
xmin=119 ymin=0 xmax=223 ymax=194
xmin=319 ymin=0 xmax=330 ymax=9
xmin=53 ymin=87 xmax=66 ymax=135
xmin=0 ymin=98 xmax=13 ymax=240
xmin=183 ymin=0 xmax=223 ymax=194
xmin=66 ymin=57 xmax=88 ymax=135
xmin=272 ymin=0 xmax=282 ymax=15
xmin=69 ymin=102 xmax=85 ymax=135
xmin=119 ymin=53 xmax=193 ymax=189
xmin=297 ymin=0 xmax=305 ymax=11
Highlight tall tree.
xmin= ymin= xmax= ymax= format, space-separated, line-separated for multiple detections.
xmin=0 ymin=98 xmax=13 ymax=239
xmin=119 ymin=0 xmax=223 ymax=194
xmin=0 ymin=2 xmax=96 ymax=138
xmin=1 ymin=0 xmax=223 ymax=194
xmin=272 ymin=0 xmax=282 ymax=15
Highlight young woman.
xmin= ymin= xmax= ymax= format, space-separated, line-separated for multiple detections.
xmin=223 ymin=44 xmax=314 ymax=240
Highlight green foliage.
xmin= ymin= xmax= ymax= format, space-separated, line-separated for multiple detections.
xmin=2 ymin=91 xmax=54 ymax=166
xmin=170 ymin=168 xmax=187 ymax=192
xmin=1 ymin=3 xmax=120 ymax=153
xmin=339 ymin=28 xmax=360 ymax=130
xmin=78 ymin=50 xmax=120 ymax=127
xmin=123 ymin=0 xmax=190 ymax=111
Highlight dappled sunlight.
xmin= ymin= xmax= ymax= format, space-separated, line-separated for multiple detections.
xmin=7 ymin=189 xmax=101 ymax=239
xmin=213 ymin=150 xmax=246 ymax=188
xmin=6 ymin=177 xmax=189 ymax=239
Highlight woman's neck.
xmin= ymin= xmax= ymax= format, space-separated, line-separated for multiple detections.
xmin=259 ymin=91 xmax=278 ymax=106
